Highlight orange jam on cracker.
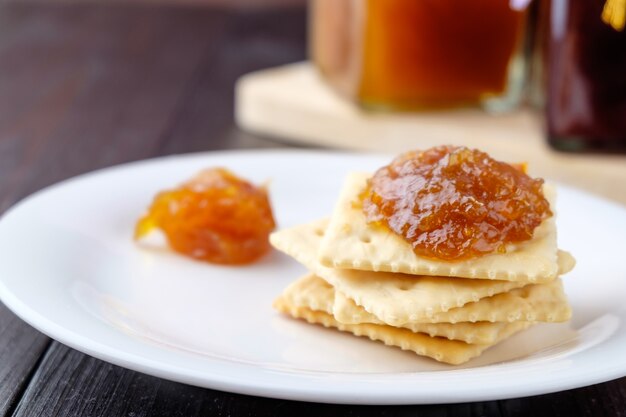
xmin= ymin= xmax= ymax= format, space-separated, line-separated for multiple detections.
xmin=135 ymin=168 xmax=275 ymax=265
xmin=361 ymin=146 xmax=552 ymax=261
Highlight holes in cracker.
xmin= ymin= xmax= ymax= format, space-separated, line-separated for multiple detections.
xmin=396 ymin=282 xmax=413 ymax=291
xmin=359 ymin=233 xmax=372 ymax=243
xmin=314 ymin=228 xmax=325 ymax=237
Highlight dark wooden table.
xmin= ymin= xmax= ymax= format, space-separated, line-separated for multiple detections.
xmin=0 ymin=3 xmax=624 ymax=416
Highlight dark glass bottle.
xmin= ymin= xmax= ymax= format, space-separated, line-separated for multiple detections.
xmin=545 ymin=0 xmax=626 ymax=151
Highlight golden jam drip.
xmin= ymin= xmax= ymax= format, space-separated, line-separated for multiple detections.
xmin=361 ymin=146 xmax=552 ymax=260
xmin=135 ymin=168 xmax=275 ymax=265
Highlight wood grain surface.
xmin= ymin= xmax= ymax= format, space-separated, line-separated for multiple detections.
xmin=10 ymin=343 xmax=626 ymax=417
xmin=0 ymin=3 xmax=623 ymax=417
xmin=0 ymin=304 xmax=50 ymax=417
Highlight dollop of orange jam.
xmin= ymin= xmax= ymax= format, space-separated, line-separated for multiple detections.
xmin=361 ymin=146 xmax=552 ymax=260
xmin=135 ymin=168 xmax=275 ymax=265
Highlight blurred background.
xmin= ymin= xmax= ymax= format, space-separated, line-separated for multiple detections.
xmin=0 ymin=0 xmax=307 ymax=212
xmin=0 ymin=0 xmax=624 ymax=213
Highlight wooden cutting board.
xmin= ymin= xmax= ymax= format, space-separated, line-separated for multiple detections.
xmin=236 ymin=62 xmax=626 ymax=206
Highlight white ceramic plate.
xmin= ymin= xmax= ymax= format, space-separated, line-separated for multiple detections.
xmin=0 ymin=150 xmax=625 ymax=405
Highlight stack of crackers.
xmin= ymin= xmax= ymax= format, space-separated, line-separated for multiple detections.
xmin=271 ymin=173 xmax=575 ymax=365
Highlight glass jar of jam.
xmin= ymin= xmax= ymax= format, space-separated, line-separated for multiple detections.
xmin=543 ymin=0 xmax=626 ymax=151
xmin=310 ymin=0 xmax=531 ymax=111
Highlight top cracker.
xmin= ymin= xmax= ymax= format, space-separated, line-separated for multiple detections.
xmin=318 ymin=172 xmax=559 ymax=283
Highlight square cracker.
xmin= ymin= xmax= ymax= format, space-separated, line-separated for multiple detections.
xmin=274 ymin=282 xmax=531 ymax=365
xmin=318 ymin=172 xmax=559 ymax=283
xmin=280 ymin=273 xmax=516 ymax=344
xmin=333 ymin=278 xmax=572 ymax=325
xmin=270 ymin=220 xmax=573 ymax=325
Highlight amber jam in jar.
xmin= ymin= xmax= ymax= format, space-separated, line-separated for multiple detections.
xmin=135 ymin=168 xmax=275 ymax=265
xmin=361 ymin=146 xmax=552 ymax=260
xmin=311 ymin=0 xmax=529 ymax=110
